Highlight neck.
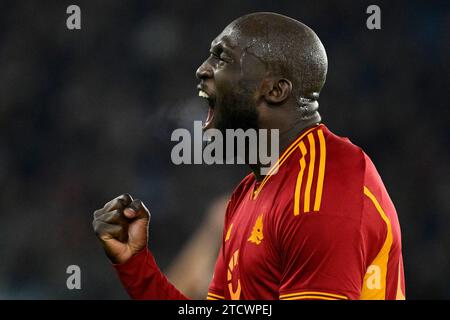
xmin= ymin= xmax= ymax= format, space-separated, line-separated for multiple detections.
xmin=249 ymin=114 xmax=321 ymax=181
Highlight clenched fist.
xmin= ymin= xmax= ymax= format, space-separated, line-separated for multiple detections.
xmin=92 ymin=194 xmax=150 ymax=264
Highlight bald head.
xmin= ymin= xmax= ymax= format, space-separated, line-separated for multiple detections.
xmin=196 ymin=12 xmax=327 ymax=133
xmin=221 ymin=12 xmax=327 ymax=106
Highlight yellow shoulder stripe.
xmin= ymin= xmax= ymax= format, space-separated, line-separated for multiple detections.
xmin=293 ymin=129 xmax=327 ymax=215
xmin=294 ymin=142 xmax=308 ymax=215
xmin=253 ymin=125 xmax=319 ymax=199
xmin=303 ymin=133 xmax=316 ymax=212
xmin=314 ymin=129 xmax=326 ymax=211
xmin=225 ymin=224 xmax=233 ymax=242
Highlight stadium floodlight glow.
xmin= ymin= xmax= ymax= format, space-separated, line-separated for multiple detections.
xmin=171 ymin=121 xmax=279 ymax=175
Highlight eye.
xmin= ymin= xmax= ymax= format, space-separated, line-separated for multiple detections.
xmin=209 ymin=49 xmax=231 ymax=67
xmin=210 ymin=52 xmax=226 ymax=67
xmin=213 ymin=52 xmax=224 ymax=60
xmin=219 ymin=52 xmax=228 ymax=60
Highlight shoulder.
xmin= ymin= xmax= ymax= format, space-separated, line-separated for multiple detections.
xmin=322 ymin=125 xmax=367 ymax=177
xmin=225 ymin=173 xmax=254 ymax=222
xmin=322 ymin=126 xmax=367 ymax=211
xmin=276 ymin=124 xmax=369 ymax=218
xmin=231 ymin=172 xmax=254 ymax=202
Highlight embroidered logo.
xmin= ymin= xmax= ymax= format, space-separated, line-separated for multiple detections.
xmin=248 ymin=214 xmax=264 ymax=245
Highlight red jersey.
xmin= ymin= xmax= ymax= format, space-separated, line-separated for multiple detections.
xmin=114 ymin=124 xmax=405 ymax=300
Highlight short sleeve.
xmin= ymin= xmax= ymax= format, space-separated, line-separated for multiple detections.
xmin=206 ymin=196 xmax=237 ymax=301
xmin=276 ymin=211 xmax=366 ymax=300
xmin=207 ymin=244 xmax=226 ymax=300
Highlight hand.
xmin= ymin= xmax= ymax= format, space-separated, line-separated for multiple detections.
xmin=92 ymin=194 xmax=150 ymax=264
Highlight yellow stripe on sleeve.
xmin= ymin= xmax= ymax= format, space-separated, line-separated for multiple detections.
xmin=294 ymin=142 xmax=307 ymax=215
xmin=304 ymin=133 xmax=316 ymax=212
xmin=313 ymin=129 xmax=326 ymax=211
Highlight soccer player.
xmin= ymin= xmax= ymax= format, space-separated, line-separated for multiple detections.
xmin=92 ymin=12 xmax=405 ymax=300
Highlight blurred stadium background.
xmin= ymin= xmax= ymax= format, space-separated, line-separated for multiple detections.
xmin=0 ymin=0 xmax=448 ymax=299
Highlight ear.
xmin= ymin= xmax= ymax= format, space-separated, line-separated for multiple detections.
xmin=262 ymin=78 xmax=292 ymax=105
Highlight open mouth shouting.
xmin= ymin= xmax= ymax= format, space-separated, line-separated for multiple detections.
xmin=197 ymin=86 xmax=215 ymax=130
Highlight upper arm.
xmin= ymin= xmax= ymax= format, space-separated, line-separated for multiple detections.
xmin=207 ymin=244 xmax=226 ymax=300
xmin=277 ymin=211 xmax=365 ymax=300
xmin=275 ymin=151 xmax=389 ymax=300
xmin=274 ymin=131 xmax=369 ymax=300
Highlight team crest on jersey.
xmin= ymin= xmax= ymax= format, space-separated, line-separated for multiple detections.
xmin=248 ymin=214 xmax=264 ymax=245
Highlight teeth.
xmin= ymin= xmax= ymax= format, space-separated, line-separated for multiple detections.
xmin=198 ymin=90 xmax=210 ymax=99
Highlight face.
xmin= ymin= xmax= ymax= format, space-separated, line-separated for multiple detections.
xmin=196 ymin=24 xmax=266 ymax=133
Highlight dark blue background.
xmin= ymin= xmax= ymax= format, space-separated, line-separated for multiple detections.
xmin=0 ymin=0 xmax=448 ymax=299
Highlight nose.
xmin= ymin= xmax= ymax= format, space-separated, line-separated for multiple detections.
xmin=196 ymin=60 xmax=213 ymax=80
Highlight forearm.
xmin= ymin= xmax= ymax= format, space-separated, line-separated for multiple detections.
xmin=114 ymin=248 xmax=189 ymax=300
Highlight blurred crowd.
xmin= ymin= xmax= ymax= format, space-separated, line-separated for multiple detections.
xmin=0 ymin=0 xmax=448 ymax=299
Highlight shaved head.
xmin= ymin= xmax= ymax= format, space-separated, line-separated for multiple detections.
xmin=196 ymin=12 xmax=327 ymax=135
xmin=223 ymin=12 xmax=327 ymax=107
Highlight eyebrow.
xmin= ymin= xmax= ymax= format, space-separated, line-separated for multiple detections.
xmin=210 ymin=38 xmax=235 ymax=56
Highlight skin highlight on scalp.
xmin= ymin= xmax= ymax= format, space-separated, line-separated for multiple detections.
xmin=222 ymin=12 xmax=328 ymax=112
